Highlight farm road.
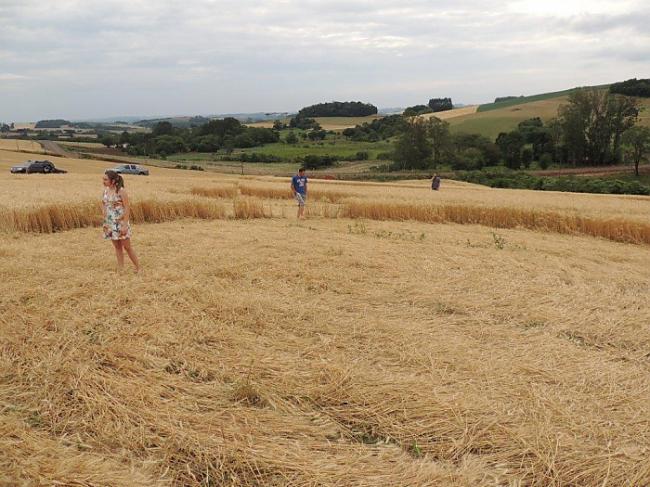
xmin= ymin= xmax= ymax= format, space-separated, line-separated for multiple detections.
xmin=39 ymin=140 xmax=78 ymax=158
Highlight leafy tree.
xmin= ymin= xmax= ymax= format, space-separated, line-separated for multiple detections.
xmin=285 ymin=131 xmax=298 ymax=144
xmin=342 ymin=115 xmax=406 ymax=141
xmin=152 ymin=121 xmax=174 ymax=136
xmin=450 ymin=133 xmax=499 ymax=167
xmin=289 ymin=115 xmax=321 ymax=130
xmin=428 ymin=98 xmax=453 ymax=112
xmin=199 ymin=117 xmax=243 ymax=138
xmin=452 ymin=148 xmax=485 ymax=170
xmin=154 ymin=135 xmax=186 ymax=155
xmin=232 ymin=133 xmax=255 ymax=148
xmin=272 ymin=120 xmax=286 ymax=130
xmin=119 ymin=131 xmax=131 ymax=146
xmin=392 ymin=118 xmax=432 ymax=170
xmin=427 ymin=117 xmax=451 ymax=167
xmin=246 ymin=127 xmax=280 ymax=145
xmin=100 ymin=133 xmax=117 ymax=147
xmin=608 ymin=94 xmax=640 ymax=162
xmin=307 ymin=129 xmax=327 ymax=141
xmin=610 ymin=78 xmax=650 ymax=98
xmin=539 ymin=153 xmax=553 ymax=170
xmin=622 ymin=126 xmax=650 ymax=176
xmin=558 ymin=89 xmax=638 ymax=166
xmin=517 ymin=118 xmax=552 ymax=160
xmin=521 ymin=148 xmax=534 ymax=168
xmin=496 ymin=131 xmax=525 ymax=169
xmin=192 ymin=135 xmax=221 ymax=152
xmin=403 ymin=105 xmax=432 ymax=116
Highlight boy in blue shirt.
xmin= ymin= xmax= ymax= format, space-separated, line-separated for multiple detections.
xmin=291 ymin=167 xmax=308 ymax=219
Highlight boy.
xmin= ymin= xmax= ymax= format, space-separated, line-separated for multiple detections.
xmin=291 ymin=167 xmax=308 ymax=219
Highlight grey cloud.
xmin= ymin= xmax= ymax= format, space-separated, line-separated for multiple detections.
xmin=0 ymin=0 xmax=647 ymax=121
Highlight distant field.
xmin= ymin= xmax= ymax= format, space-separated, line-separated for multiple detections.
xmin=477 ymin=84 xmax=610 ymax=112
xmin=168 ymin=139 xmax=393 ymax=163
xmin=247 ymin=116 xmax=381 ymax=131
xmin=252 ymin=95 xmax=650 ymax=140
xmin=448 ymin=96 xmax=569 ymax=139
xmin=57 ymin=141 xmax=106 ymax=149
xmin=461 ymin=86 xmax=650 ymax=139
xmin=0 ymin=139 xmax=44 ymax=153
xmin=420 ymin=105 xmax=479 ymax=121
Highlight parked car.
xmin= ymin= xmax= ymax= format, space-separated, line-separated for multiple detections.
xmin=110 ymin=164 xmax=149 ymax=175
xmin=10 ymin=160 xmax=67 ymax=174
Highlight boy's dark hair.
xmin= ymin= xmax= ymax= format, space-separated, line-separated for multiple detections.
xmin=298 ymin=167 xmax=305 ymax=173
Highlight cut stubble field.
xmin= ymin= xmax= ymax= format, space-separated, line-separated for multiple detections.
xmin=2 ymin=148 xmax=650 ymax=485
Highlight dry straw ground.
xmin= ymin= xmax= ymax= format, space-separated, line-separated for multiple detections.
xmin=1 ymin=149 xmax=650 ymax=486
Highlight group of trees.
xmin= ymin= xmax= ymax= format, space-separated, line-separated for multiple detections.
xmin=494 ymin=96 xmax=524 ymax=103
xmin=288 ymin=114 xmax=321 ymax=130
xmin=391 ymin=117 xmax=500 ymax=171
xmin=297 ymin=101 xmax=377 ymax=118
xmin=402 ymin=97 xmax=454 ymax=117
xmin=136 ymin=116 xmax=211 ymax=129
xmin=390 ymin=88 xmax=649 ymax=173
xmin=610 ymin=78 xmax=650 ymax=98
xmin=341 ymin=115 xmax=406 ymax=141
xmin=558 ymin=89 xmax=639 ymax=166
xmin=35 ymin=119 xmax=71 ymax=128
xmin=102 ymin=118 xmax=278 ymax=156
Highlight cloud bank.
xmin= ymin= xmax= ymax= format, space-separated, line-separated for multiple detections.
xmin=0 ymin=0 xmax=648 ymax=120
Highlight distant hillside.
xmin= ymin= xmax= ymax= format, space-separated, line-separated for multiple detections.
xmin=446 ymin=83 xmax=650 ymax=140
xmin=477 ymin=84 xmax=610 ymax=113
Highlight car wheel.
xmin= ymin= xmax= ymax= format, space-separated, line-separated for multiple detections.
xmin=43 ymin=166 xmax=51 ymax=173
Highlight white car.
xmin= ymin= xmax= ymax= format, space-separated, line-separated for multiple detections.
xmin=110 ymin=164 xmax=149 ymax=175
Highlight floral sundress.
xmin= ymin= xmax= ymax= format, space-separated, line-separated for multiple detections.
xmin=102 ymin=188 xmax=131 ymax=240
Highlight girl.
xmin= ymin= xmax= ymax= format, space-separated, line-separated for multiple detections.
xmin=102 ymin=170 xmax=140 ymax=272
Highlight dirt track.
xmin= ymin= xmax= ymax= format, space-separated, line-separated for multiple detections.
xmin=39 ymin=140 xmax=77 ymax=158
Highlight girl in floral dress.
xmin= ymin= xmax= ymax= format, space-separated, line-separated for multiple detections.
xmin=103 ymin=170 xmax=140 ymax=272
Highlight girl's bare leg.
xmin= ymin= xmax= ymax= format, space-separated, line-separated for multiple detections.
xmin=112 ymin=240 xmax=125 ymax=269
xmin=122 ymin=239 xmax=140 ymax=272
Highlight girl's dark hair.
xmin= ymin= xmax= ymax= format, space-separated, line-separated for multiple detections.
xmin=105 ymin=170 xmax=125 ymax=191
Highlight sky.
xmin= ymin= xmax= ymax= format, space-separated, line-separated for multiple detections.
xmin=0 ymin=0 xmax=648 ymax=121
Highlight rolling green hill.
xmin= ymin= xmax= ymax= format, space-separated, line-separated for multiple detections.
xmin=448 ymin=85 xmax=650 ymax=140
xmin=477 ymin=84 xmax=610 ymax=112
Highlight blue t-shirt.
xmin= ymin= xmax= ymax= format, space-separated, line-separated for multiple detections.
xmin=292 ymin=175 xmax=307 ymax=195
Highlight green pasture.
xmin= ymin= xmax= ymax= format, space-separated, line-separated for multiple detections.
xmin=477 ymin=84 xmax=610 ymax=112
xmin=167 ymin=138 xmax=393 ymax=162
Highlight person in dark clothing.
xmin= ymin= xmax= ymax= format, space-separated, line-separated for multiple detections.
xmin=431 ymin=173 xmax=441 ymax=191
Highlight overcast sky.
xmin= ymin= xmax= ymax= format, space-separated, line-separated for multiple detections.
xmin=1 ymin=0 xmax=648 ymax=121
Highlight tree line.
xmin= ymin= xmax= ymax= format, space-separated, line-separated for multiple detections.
xmin=390 ymin=88 xmax=649 ymax=174
xmin=102 ymin=118 xmax=278 ymax=156
xmin=610 ymin=78 xmax=650 ymax=98
xmin=402 ymin=98 xmax=453 ymax=116
xmin=297 ymin=101 xmax=378 ymax=118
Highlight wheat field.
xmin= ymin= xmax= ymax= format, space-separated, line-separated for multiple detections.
xmin=0 ymin=139 xmax=45 ymax=153
xmin=2 ymin=148 xmax=650 ymax=486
